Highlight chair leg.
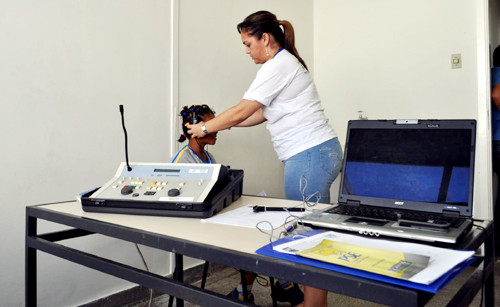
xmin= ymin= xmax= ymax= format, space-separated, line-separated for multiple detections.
xmin=201 ymin=261 xmax=210 ymax=289
xmin=174 ymin=255 xmax=184 ymax=307
xmin=269 ymin=276 xmax=278 ymax=307
xmin=240 ymin=270 xmax=250 ymax=302
xmin=168 ymin=293 xmax=174 ymax=307
xmin=168 ymin=265 xmax=176 ymax=307
xmin=168 ymin=255 xmax=185 ymax=307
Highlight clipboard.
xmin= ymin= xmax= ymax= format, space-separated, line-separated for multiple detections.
xmin=255 ymin=230 xmax=475 ymax=293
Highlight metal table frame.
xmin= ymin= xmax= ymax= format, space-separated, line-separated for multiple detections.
xmin=26 ymin=202 xmax=495 ymax=307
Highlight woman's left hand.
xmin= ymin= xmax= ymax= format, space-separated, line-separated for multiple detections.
xmin=186 ymin=122 xmax=204 ymax=138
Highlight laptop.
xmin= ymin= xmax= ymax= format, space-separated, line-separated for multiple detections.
xmin=300 ymin=119 xmax=476 ymax=245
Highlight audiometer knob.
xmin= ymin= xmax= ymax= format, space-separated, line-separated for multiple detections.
xmin=168 ymin=188 xmax=181 ymax=197
xmin=121 ymin=186 xmax=134 ymax=195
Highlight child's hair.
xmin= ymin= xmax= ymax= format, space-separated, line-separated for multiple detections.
xmin=494 ymin=45 xmax=500 ymax=68
xmin=178 ymin=104 xmax=215 ymax=142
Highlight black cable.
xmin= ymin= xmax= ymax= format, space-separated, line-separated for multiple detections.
xmin=119 ymin=105 xmax=132 ymax=171
xmin=233 ymin=269 xmax=269 ymax=288
xmin=255 ymin=274 xmax=269 ymax=287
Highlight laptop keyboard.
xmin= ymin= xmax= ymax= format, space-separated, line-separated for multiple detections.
xmin=326 ymin=205 xmax=464 ymax=228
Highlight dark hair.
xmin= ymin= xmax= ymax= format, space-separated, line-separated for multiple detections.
xmin=494 ymin=45 xmax=500 ymax=68
xmin=178 ymin=105 xmax=215 ymax=143
xmin=237 ymin=11 xmax=308 ymax=70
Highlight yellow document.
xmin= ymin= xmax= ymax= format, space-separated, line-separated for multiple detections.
xmin=297 ymin=239 xmax=430 ymax=280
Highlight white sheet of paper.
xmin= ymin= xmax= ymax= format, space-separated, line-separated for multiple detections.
xmin=202 ymin=205 xmax=308 ymax=230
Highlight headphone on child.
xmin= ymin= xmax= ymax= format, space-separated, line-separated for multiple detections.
xmin=180 ymin=105 xmax=210 ymax=125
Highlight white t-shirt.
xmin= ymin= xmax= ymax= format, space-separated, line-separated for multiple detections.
xmin=243 ymin=49 xmax=336 ymax=161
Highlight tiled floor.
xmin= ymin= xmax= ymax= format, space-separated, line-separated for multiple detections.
xmin=127 ymin=259 xmax=500 ymax=307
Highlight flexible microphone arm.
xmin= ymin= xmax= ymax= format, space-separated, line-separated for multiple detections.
xmin=119 ymin=105 xmax=133 ymax=171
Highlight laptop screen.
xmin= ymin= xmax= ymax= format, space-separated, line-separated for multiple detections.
xmin=338 ymin=120 xmax=476 ymax=217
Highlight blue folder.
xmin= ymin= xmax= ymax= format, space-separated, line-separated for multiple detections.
xmin=255 ymin=230 xmax=475 ymax=293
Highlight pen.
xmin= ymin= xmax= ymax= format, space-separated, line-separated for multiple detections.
xmin=253 ymin=205 xmax=305 ymax=212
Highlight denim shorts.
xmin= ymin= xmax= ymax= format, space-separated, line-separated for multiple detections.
xmin=283 ymin=138 xmax=343 ymax=203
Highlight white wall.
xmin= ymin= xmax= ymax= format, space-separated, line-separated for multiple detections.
xmin=1 ymin=1 xmax=173 ymax=306
xmin=176 ymin=0 xmax=314 ymax=198
xmin=314 ymin=0 xmax=492 ymax=219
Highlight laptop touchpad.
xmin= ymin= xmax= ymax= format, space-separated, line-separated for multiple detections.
xmin=346 ymin=217 xmax=389 ymax=226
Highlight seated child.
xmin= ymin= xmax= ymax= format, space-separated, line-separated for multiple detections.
xmin=171 ymin=105 xmax=217 ymax=164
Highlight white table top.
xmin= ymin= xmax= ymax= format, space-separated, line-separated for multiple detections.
xmin=40 ymin=195 xmax=328 ymax=255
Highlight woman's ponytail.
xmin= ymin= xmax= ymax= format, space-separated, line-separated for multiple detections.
xmin=279 ymin=20 xmax=308 ymax=70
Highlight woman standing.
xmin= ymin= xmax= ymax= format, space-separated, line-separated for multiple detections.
xmin=187 ymin=11 xmax=341 ymax=306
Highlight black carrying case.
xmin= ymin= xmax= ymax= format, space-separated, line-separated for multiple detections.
xmin=81 ymin=169 xmax=243 ymax=218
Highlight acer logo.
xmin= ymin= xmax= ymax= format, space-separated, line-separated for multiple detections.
xmin=394 ymin=201 xmax=404 ymax=205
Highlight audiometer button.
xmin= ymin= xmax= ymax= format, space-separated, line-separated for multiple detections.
xmin=168 ymin=188 xmax=181 ymax=196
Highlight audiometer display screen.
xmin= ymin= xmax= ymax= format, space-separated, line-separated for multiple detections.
xmin=154 ymin=168 xmax=181 ymax=173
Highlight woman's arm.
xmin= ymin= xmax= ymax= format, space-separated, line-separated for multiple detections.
xmin=187 ymin=99 xmax=263 ymax=138
xmin=493 ymin=84 xmax=500 ymax=110
xmin=235 ymin=108 xmax=266 ymax=127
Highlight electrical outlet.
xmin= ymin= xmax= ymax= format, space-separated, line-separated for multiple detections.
xmin=451 ymin=54 xmax=462 ymax=69
xmin=357 ymin=110 xmax=368 ymax=120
